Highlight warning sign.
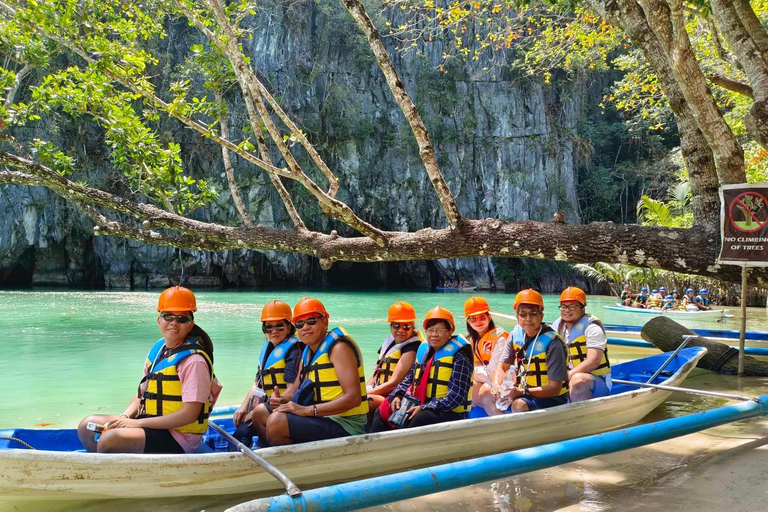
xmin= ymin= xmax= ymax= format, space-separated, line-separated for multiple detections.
xmin=719 ymin=183 xmax=768 ymax=266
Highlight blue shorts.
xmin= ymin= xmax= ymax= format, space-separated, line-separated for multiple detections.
xmin=285 ymin=413 xmax=350 ymax=443
xmin=590 ymin=374 xmax=612 ymax=398
xmin=519 ymin=394 xmax=568 ymax=411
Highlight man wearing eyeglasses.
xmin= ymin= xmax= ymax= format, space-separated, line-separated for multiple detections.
xmin=77 ymin=286 xmax=219 ymax=454
xmin=492 ymin=289 xmax=568 ymax=413
xmin=265 ymin=298 xmax=369 ymax=445
xmin=551 ymin=287 xmax=611 ymax=402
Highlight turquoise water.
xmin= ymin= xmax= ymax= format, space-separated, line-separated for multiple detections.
xmin=1 ymin=289 xmax=766 ymax=429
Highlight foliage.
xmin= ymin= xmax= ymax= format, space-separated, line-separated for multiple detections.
xmin=0 ymin=0 xmax=218 ymax=215
xmin=572 ymin=262 xmax=639 ymax=297
xmin=637 ymin=171 xmax=693 ymax=229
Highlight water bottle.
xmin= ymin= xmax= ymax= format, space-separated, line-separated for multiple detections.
xmin=213 ymin=432 xmax=229 ymax=452
xmin=249 ymin=387 xmax=266 ymax=410
xmin=495 ymin=367 xmax=517 ymax=412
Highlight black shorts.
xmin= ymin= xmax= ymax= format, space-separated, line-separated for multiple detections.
xmin=142 ymin=428 xmax=185 ymax=454
xmin=285 ymin=413 xmax=350 ymax=443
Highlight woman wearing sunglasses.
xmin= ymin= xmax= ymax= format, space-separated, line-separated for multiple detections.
xmin=464 ymin=296 xmax=508 ymax=413
xmin=231 ymin=300 xmax=302 ymax=449
xmin=365 ymin=302 xmax=421 ymax=415
xmin=369 ymin=306 xmax=474 ymax=432
xmin=77 ymin=286 xmax=219 ymax=454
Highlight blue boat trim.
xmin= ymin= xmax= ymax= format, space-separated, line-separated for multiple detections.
xmin=229 ymin=395 xmax=768 ymax=512
xmin=603 ymin=323 xmax=768 ymax=342
xmin=607 ymin=337 xmax=768 ymax=356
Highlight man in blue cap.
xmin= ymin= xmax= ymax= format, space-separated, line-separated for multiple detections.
xmin=695 ymin=289 xmax=712 ymax=311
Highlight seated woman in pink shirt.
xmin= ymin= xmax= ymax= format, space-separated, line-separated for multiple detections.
xmin=77 ymin=286 xmax=219 ymax=454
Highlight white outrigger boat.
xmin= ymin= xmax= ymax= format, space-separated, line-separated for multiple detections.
xmin=0 ymin=348 xmax=706 ymax=502
xmin=603 ymin=303 xmax=730 ymax=321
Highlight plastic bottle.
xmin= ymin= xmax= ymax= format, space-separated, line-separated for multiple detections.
xmin=213 ymin=432 xmax=229 ymax=452
xmin=495 ymin=367 xmax=518 ymax=412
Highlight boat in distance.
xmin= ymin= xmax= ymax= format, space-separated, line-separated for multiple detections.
xmin=603 ymin=303 xmax=731 ymax=321
xmin=0 ymin=348 xmax=706 ymax=502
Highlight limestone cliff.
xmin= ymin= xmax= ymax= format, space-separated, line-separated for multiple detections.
xmin=0 ymin=1 xmax=588 ymax=290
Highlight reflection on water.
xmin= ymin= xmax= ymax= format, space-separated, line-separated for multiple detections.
xmin=2 ymin=290 xmax=767 ymax=512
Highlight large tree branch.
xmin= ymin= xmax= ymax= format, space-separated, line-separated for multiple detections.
xmin=636 ymin=0 xmax=745 ymax=184
xmin=5 ymin=165 xmax=761 ymax=285
xmin=341 ymin=0 xmax=463 ymax=229
xmin=4 ymin=151 xmax=764 ymax=286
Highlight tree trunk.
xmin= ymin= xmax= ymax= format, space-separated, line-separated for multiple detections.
xmin=636 ymin=0 xmax=745 ymax=185
xmin=592 ymin=0 xmax=721 ymax=227
xmin=641 ymin=316 xmax=768 ymax=376
xmin=710 ymin=0 xmax=768 ymax=150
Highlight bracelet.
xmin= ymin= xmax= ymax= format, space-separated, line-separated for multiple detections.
xmin=118 ymin=414 xmax=129 ymax=418
xmin=313 ymin=404 xmax=318 ymax=417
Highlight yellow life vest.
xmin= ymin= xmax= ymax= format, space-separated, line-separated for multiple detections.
xmin=511 ymin=326 xmax=568 ymax=396
xmin=413 ymin=335 xmax=473 ymax=414
xmin=551 ymin=314 xmax=611 ymax=377
xmin=374 ymin=333 xmax=421 ymax=386
xmin=301 ymin=327 xmax=368 ymax=417
xmin=138 ymin=338 xmax=213 ymax=435
xmin=258 ymin=336 xmax=301 ymax=398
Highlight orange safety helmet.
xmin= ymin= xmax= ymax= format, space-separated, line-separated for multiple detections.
xmin=157 ymin=286 xmax=197 ymax=313
xmin=464 ymin=296 xmax=490 ymax=317
xmin=513 ymin=289 xmax=544 ymax=311
xmin=387 ymin=301 xmax=417 ymax=323
xmin=261 ymin=300 xmax=293 ymax=322
xmin=423 ymin=306 xmax=455 ymax=333
xmin=560 ymin=286 xmax=587 ymax=306
xmin=292 ymin=297 xmax=329 ymax=322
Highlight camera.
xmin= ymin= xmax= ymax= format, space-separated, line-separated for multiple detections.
xmin=389 ymin=394 xmax=420 ymax=428
xmin=86 ymin=422 xmax=105 ymax=433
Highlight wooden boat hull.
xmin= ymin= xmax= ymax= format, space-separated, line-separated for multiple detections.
xmin=603 ymin=303 xmax=728 ymax=321
xmin=0 ymin=348 xmax=706 ymax=501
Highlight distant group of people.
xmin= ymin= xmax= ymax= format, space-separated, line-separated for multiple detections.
xmin=77 ymin=285 xmax=612 ymax=454
xmin=620 ymin=285 xmax=712 ymax=311
xmin=440 ymin=280 xmax=472 ymax=288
